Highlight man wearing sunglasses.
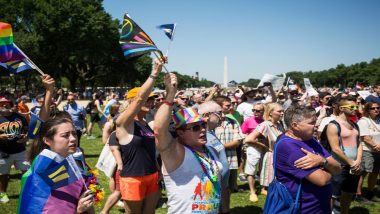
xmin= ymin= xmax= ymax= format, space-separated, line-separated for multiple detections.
xmin=326 ymin=99 xmax=363 ymax=214
xmin=154 ymin=73 xmax=223 ymax=213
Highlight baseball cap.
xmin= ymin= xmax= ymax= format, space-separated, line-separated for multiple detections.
xmin=172 ymin=107 xmax=203 ymax=129
xmin=126 ymin=87 xmax=157 ymax=99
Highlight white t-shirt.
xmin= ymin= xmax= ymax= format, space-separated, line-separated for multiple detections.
xmin=357 ymin=117 xmax=380 ymax=151
xmin=317 ymin=115 xmax=337 ymax=133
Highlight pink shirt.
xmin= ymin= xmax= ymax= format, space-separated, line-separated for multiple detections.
xmin=240 ymin=116 xmax=264 ymax=134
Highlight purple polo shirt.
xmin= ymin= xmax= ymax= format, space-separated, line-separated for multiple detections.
xmin=275 ymin=135 xmax=332 ymax=214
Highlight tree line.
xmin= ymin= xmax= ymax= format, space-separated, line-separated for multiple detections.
xmin=1 ymin=0 xmax=378 ymax=91
xmin=0 ymin=0 xmax=213 ymax=91
xmin=240 ymin=58 xmax=380 ymax=89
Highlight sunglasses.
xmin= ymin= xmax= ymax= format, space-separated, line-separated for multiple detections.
xmin=290 ymin=92 xmax=299 ymax=96
xmin=340 ymin=105 xmax=359 ymax=110
xmin=252 ymin=109 xmax=263 ymax=113
xmin=185 ymin=122 xmax=207 ymax=132
xmin=370 ymin=107 xmax=380 ymax=110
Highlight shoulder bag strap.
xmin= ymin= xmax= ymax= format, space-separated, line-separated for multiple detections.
xmin=294 ymin=179 xmax=302 ymax=204
xmin=273 ymin=135 xmax=285 ymax=178
xmin=273 ymin=135 xmax=303 ymax=202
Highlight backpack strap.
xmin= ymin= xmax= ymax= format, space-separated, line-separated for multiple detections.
xmin=329 ymin=120 xmax=344 ymax=152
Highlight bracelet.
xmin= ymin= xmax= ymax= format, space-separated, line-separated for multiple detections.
xmin=162 ymin=100 xmax=174 ymax=106
xmin=149 ymin=74 xmax=158 ymax=80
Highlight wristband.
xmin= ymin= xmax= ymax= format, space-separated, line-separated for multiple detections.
xmin=162 ymin=100 xmax=174 ymax=106
xmin=149 ymin=74 xmax=158 ymax=80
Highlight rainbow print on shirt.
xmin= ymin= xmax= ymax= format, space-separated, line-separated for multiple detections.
xmin=191 ymin=175 xmax=220 ymax=213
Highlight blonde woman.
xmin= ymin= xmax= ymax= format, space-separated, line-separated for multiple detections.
xmin=245 ymin=102 xmax=284 ymax=195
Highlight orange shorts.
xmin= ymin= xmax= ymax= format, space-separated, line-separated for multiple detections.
xmin=120 ymin=171 xmax=159 ymax=201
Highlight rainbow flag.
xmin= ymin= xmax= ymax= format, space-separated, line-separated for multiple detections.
xmin=18 ymin=150 xmax=84 ymax=214
xmin=0 ymin=22 xmax=25 ymax=62
xmin=119 ymin=13 xmax=163 ymax=60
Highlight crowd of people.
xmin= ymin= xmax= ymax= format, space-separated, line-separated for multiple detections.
xmin=1 ymin=57 xmax=380 ymax=213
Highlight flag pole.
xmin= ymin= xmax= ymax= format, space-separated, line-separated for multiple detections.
xmin=14 ymin=44 xmax=45 ymax=75
xmin=153 ymin=51 xmax=169 ymax=73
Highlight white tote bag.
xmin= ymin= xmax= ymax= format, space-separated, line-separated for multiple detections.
xmin=96 ymin=144 xmax=116 ymax=178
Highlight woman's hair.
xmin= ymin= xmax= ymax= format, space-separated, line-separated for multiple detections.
xmin=284 ymin=105 xmax=316 ymax=128
xmin=109 ymin=104 xmax=120 ymax=117
xmin=28 ymin=116 xmax=74 ymax=162
xmin=253 ymin=103 xmax=265 ymax=110
xmin=263 ymin=102 xmax=281 ymax=121
xmin=363 ymin=102 xmax=379 ymax=118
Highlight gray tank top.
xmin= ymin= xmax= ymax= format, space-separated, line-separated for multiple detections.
xmin=163 ymin=146 xmax=223 ymax=214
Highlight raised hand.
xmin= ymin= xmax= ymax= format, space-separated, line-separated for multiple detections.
xmin=152 ymin=56 xmax=167 ymax=76
xmin=41 ymin=74 xmax=55 ymax=92
xmin=164 ymin=73 xmax=177 ymax=94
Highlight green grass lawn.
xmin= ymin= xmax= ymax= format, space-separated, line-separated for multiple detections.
xmin=3 ymin=124 xmax=380 ymax=213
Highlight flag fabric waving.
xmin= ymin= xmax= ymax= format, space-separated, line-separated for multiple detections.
xmin=0 ymin=58 xmax=33 ymax=73
xmin=157 ymin=23 xmax=176 ymax=40
xmin=119 ymin=13 xmax=163 ymax=60
xmin=18 ymin=149 xmax=85 ymax=214
xmin=0 ymin=22 xmax=26 ymax=62
xmin=27 ymin=112 xmax=44 ymax=139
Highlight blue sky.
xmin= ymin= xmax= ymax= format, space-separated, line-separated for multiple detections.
xmin=103 ymin=0 xmax=380 ymax=84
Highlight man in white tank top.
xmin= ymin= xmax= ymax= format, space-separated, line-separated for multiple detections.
xmin=154 ymin=73 xmax=223 ymax=214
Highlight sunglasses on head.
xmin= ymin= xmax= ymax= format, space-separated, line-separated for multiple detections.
xmin=340 ymin=105 xmax=359 ymax=110
xmin=252 ymin=109 xmax=263 ymax=113
xmin=370 ymin=107 xmax=380 ymax=110
xmin=185 ymin=122 xmax=207 ymax=132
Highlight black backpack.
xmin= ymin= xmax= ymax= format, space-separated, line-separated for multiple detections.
xmin=85 ymin=101 xmax=93 ymax=114
xmin=320 ymin=120 xmax=359 ymax=153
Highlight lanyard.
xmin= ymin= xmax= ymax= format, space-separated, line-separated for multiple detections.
xmin=184 ymin=145 xmax=221 ymax=193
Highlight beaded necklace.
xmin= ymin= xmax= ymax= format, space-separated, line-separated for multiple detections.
xmin=184 ymin=145 xmax=220 ymax=193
